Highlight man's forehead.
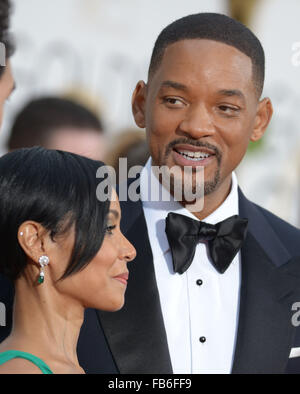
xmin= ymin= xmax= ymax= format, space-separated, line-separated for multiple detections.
xmin=162 ymin=38 xmax=251 ymax=68
xmin=150 ymin=39 xmax=253 ymax=90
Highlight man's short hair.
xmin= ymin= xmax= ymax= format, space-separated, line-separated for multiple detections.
xmin=0 ymin=0 xmax=14 ymax=77
xmin=148 ymin=13 xmax=265 ymax=97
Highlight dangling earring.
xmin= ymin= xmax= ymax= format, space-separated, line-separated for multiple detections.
xmin=38 ymin=255 xmax=49 ymax=284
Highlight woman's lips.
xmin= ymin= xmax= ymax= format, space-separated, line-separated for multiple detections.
xmin=113 ymin=272 xmax=129 ymax=286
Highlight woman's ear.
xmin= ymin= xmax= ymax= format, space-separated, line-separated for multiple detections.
xmin=18 ymin=221 xmax=48 ymax=264
xmin=250 ymin=97 xmax=273 ymax=142
xmin=132 ymin=80 xmax=147 ymax=129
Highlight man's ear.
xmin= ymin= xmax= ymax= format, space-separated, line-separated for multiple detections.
xmin=132 ymin=80 xmax=147 ymax=129
xmin=17 ymin=221 xmax=48 ymax=264
xmin=250 ymin=97 xmax=273 ymax=142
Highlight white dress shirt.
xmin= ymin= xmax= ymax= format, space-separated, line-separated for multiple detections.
xmin=140 ymin=158 xmax=241 ymax=374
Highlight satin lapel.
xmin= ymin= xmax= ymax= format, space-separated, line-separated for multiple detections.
xmin=97 ymin=195 xmax=173 ymax=374
xmin=232 ymin=189 xmax=300 ymax=373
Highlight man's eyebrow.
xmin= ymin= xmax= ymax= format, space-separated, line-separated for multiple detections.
xmin=160 ymin=80 xmax=188 ymax=91
xmin=159 ymin=83 xmax=246 ymax=102
xmin=217 ymin=89 xmax=245 ymax=102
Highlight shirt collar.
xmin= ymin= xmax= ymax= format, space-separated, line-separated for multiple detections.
xmin=140 ymin=157 xmax=239 ymax=257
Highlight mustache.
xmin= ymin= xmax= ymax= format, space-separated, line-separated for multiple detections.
xmin=165 ymin=138 xmax=222 ymax=163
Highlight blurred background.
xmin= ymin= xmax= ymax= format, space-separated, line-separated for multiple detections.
xmin=1 ymin=0 xmax=300 ymax=226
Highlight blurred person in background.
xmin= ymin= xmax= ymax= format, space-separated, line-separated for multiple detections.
xmin=0 ymin=0 xmax=14 ymax=126
xmin=7 ymin=96 xmax=106 ymax=161
xmin=106 ymin=129 xmax=149 ymax=179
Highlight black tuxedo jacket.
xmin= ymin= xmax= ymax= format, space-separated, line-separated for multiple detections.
xmin=1 ymin=187 xmax=300 ymax=374
xmin=76 ymin=186 xmax=300 ymax=374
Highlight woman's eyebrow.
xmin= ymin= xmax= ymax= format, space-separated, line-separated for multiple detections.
xmin=108 ymin=209 xmax=119 ymax=219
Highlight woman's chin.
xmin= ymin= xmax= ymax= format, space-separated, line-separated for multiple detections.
xmin=110 ymin=296 xmax=125 ymax=311
xmin=89 ymin=296 xmax=125 ymax=312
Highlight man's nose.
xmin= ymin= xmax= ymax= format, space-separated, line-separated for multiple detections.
xmin=178 ymin=103 xmax=215 ymax=139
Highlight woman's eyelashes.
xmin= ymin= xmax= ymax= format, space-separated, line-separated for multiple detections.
xmin=105 ymin=224 xmax=116 ymax=236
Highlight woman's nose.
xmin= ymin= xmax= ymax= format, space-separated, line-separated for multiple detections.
xmin=121 ymin=233 xmax=137 ymax=262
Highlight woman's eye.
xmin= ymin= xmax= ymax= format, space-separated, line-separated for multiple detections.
xmin=105 ymin=225 xmax=116 ymax=235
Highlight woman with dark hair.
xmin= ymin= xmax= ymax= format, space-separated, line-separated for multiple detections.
xmin=0 ymin=147 xmax=136 ymax=374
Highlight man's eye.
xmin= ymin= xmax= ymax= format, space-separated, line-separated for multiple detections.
xmin=105 ymin=225 xmax=116 ymax=235
xmin=219 ymin=105 xmax=239 ymax=113
xmin=163 ymin=97 xmax=184 ymax=106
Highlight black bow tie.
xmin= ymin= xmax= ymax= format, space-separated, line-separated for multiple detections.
xmin=165 ymin=212 xmax=248 ymax=274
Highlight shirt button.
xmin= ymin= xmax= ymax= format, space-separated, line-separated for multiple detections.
xmin=196 ymin=279 xmax=203 ymax=286
xmin=199 ymin=336 xmax=206 ymax=343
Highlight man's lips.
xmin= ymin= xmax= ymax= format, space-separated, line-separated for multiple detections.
xmin=172 ymin=144 xmax=216 ymax=167
xmin=113 ymin=272 xmax=129 ymax=285
xmin=173 ymin=144 xmax=216 ymax=155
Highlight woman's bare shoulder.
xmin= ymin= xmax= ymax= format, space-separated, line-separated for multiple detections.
xmin=0 ymin=357 xmax=43 ymax=374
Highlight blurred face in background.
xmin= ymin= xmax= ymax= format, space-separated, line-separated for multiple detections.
xmin=45 ymin=127 xmax=107 ymax=161
xmin=0 ymin=60 xmax=14 ymax=126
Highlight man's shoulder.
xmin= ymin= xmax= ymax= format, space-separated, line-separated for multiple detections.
xmin=117 ymin=179 xmax=143 ymax=212
xmin=253 ymin=201 xmax=300 ymax=234
xmin=252 ymin=201 xmax=300 ymax=254
xmin=117 ymin=179 xmax=144 ymax=234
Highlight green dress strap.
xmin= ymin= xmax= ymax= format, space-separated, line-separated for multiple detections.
xmin=0 ymin=350 xmax=53 ymax=374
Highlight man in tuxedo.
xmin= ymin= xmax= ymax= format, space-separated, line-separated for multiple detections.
xmin=77 ymin=13 xmax=300 ymax=374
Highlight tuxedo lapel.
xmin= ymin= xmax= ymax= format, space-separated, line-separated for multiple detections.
xmin=232 ymin=189 xmax=300 ymax=373
xmin=97 ymin=197 xmax=173 ymax=374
